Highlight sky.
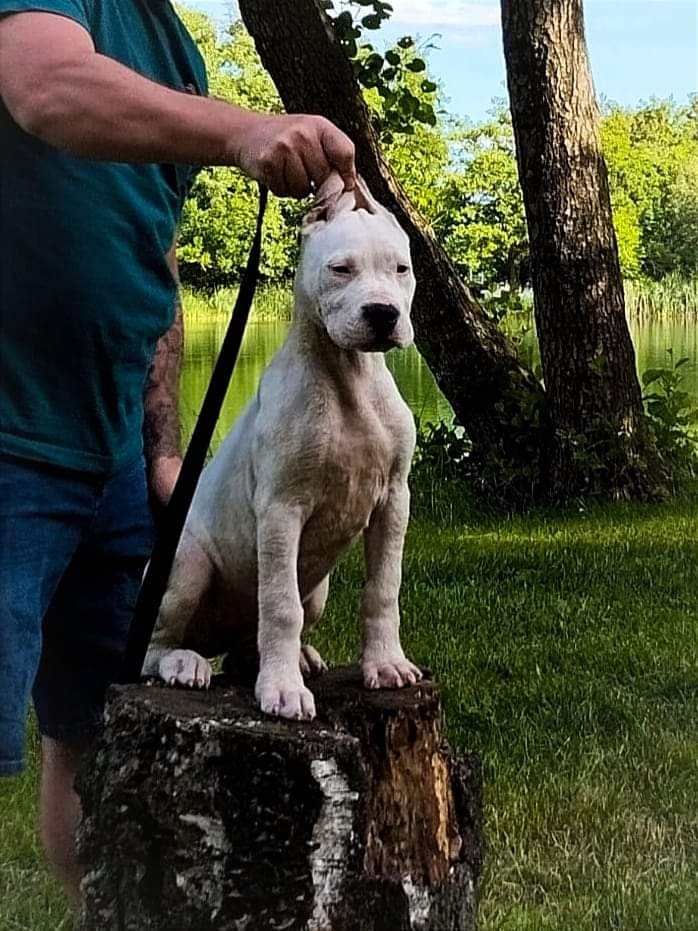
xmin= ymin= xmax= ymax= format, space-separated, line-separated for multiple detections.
xmin=188 ymin=0 xmax=698 ymax=121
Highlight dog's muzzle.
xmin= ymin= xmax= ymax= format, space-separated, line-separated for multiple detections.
xmin=362 ymin=303 xmax=399 ymax=345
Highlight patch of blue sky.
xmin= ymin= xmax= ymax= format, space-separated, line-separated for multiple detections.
xmin=183 ymin=0 xmax=697 ymax=120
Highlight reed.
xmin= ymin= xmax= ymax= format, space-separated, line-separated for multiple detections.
xmin=183 ymin=275 xmax=698 ymax=326
xmin=624 ymin=274 xmax=698 ymax=319
xmin=181 ymin=284 xmax=294 ymax=322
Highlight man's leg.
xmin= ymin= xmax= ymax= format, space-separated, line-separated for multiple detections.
xmin=33 ymin=455 xmax=154 ymax=900
xmin=0 ymin=456 xmax=88 ymax=775
xmin=38 ymin=736 xmax=90 ymax=904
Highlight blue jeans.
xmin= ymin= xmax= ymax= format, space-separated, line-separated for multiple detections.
xmin=0 ymin=454 xmax=154 ymax=775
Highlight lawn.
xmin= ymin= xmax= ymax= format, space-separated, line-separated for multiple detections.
xmin=2 ymin=477 xmax=697 ymax=930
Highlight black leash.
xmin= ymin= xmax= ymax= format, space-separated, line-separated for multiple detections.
xmin=121 ymin=185 xmax=268 ymax=683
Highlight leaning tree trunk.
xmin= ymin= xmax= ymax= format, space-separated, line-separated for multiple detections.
xmin=501 ymin=0 xmax=666 ymax=499
xmin=239 ymin=0 xmax=545 ymax=499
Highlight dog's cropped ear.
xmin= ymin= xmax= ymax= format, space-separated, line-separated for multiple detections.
xmin=302 ymin=171 xmax=352 ymax=235
xmin=301 ymin=199 xmax=333 ymax=234
xmin=353 ymin=175 xmax=380 ymax=215
xmin=301 ymin=172 xmax=384 ymax=234
xmin=317 ymin=171 xmax=345 ymax=202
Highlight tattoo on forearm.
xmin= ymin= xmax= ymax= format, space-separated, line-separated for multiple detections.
xmin=144 ymin=299 xmax=184 ymax=462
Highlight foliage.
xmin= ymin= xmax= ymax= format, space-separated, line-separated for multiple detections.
xmin=601 ymin=98 xmax=698 ymax=280
xmin=642 ymin=350 xmax=698 ymax=483
xmin=647 ymin=152 xmax=698 ymax=278
xmin=437 ymin=106 xmax=528 ymax=287
xmin=412 ymin=419 xmax=471 ymax=479
xmin=481 ymin=288 xmax=533 ymax=352
xmin=412 ymin=349 xmax=698 ymax=502
xmin=437 ymin=98 xmax=698 ymax=287
xmin=322 ymin=1 xmax=438 ymax=140
xmin=381 ymin=121 xmax=450 ymax=220
xmin=323 ymin=0 xmax=450 ymax=218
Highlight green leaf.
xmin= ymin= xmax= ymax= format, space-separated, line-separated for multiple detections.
xmin=421 ymin=79 xmax=438 ymax=93
xmin=385 ymin=49 xmax=401 ymax=66
xmin=360 ymin=70 xmax=380 ymax=88
xmin=406 ymin=58 xmax=426 ymax=72
xmin=641 ymin=368 xmax=665 ymax=386
xmin=399 ymin=91 xmax=418 ymax=115
xmin=362 ymin=14 xmax=382 ymax=28
xmin=417 ymin=103 xmax=437 ymax=126
xmin=365 ymin=52 xmax=384 ymax=71
xmin=397 ymin=35 xmax=414 ymax=48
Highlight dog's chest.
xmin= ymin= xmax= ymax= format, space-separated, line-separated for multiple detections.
xmin=301 ymin=414 xmax=394 ymax=559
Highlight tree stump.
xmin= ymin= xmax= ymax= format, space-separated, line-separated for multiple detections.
xmin=75 ymin=667 xmax=483 ymax=931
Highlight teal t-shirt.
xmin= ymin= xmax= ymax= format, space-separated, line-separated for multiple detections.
xmin=0 ymin=0 xmax=207 ymax=473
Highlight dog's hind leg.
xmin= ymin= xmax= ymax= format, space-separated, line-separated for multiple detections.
xmin=142 ymin=530 xmax=215 ymax=688
xmin=300 ymin=577 xmax=329 ymax=679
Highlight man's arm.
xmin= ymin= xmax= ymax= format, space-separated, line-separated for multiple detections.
xmin=0 ymin=13 xmax=355 ymax=197
xmin=143 ymin=245 xmax=184 ymax=507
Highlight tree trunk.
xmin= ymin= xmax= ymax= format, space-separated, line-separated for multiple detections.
xmin=500 ymin=0 xmax=666 ymax=499
xmin=76 ymin=668 xmax=483 ymax=930
xmin=239 ymin=0 xmax=545 ymax=500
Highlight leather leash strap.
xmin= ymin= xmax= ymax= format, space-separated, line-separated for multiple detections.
xmin=121 ymin=184 xmax=268 ymax=683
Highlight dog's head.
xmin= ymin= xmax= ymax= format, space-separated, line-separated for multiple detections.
xmin=296 ymin=172 xmax=416 ymax=352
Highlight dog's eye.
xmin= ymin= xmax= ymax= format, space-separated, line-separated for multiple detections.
xmin=330 ymin=265 xmax=352 ymax=275
xmin=397 ymin=264 xmax=409 ymax=274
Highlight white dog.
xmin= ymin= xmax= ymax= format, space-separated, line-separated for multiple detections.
xmin=143 ymin=173 xmax=422 ymax=720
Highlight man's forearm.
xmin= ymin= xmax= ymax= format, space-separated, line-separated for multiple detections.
xmin=4 ymin=43 xmax=251 ymax=165
xmin=0 ymin=14 xmax=356 ymax=195
xmin=144 ymin=299 xmax=183 ymax=467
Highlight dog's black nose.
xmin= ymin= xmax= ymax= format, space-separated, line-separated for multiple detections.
xmin=362 ymin=303 xmax=399 ymax=338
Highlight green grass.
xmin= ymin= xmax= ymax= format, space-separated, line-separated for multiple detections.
xmin=2 ymin=479 xmax=697 ymax=930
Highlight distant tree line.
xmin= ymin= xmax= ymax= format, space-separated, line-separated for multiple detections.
xmin=177 ymin=7 xmax=698 ymax=293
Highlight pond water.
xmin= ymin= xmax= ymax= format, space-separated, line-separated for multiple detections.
xmin=180 ymin=309 xmax=698 ymax=450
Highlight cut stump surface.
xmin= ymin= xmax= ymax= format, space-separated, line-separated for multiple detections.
xmin=76 ymin=667 xmax=482 ymax=930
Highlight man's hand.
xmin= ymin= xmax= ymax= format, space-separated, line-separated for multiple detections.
xmin=0 ymin=12 xmax=356 ymax=198
xmin=149 ymin=455 xmax=182 ymax=508
xmin=234 ymin=113 xmax=356 ymax=197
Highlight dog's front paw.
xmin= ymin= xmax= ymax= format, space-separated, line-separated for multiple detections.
xmin=300 ymin=644 xmax=328 ymax=679
xmin=362 ymin=655 xmax=423 ymax=690
xmin=159 ymin=649 xmax=212 ymax=689
xmin=255 ymin=672 xmax=317 ymax=721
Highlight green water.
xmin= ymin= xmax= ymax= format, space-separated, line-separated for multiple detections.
xmin=181 ymin=309 xmax=698 ymax=449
